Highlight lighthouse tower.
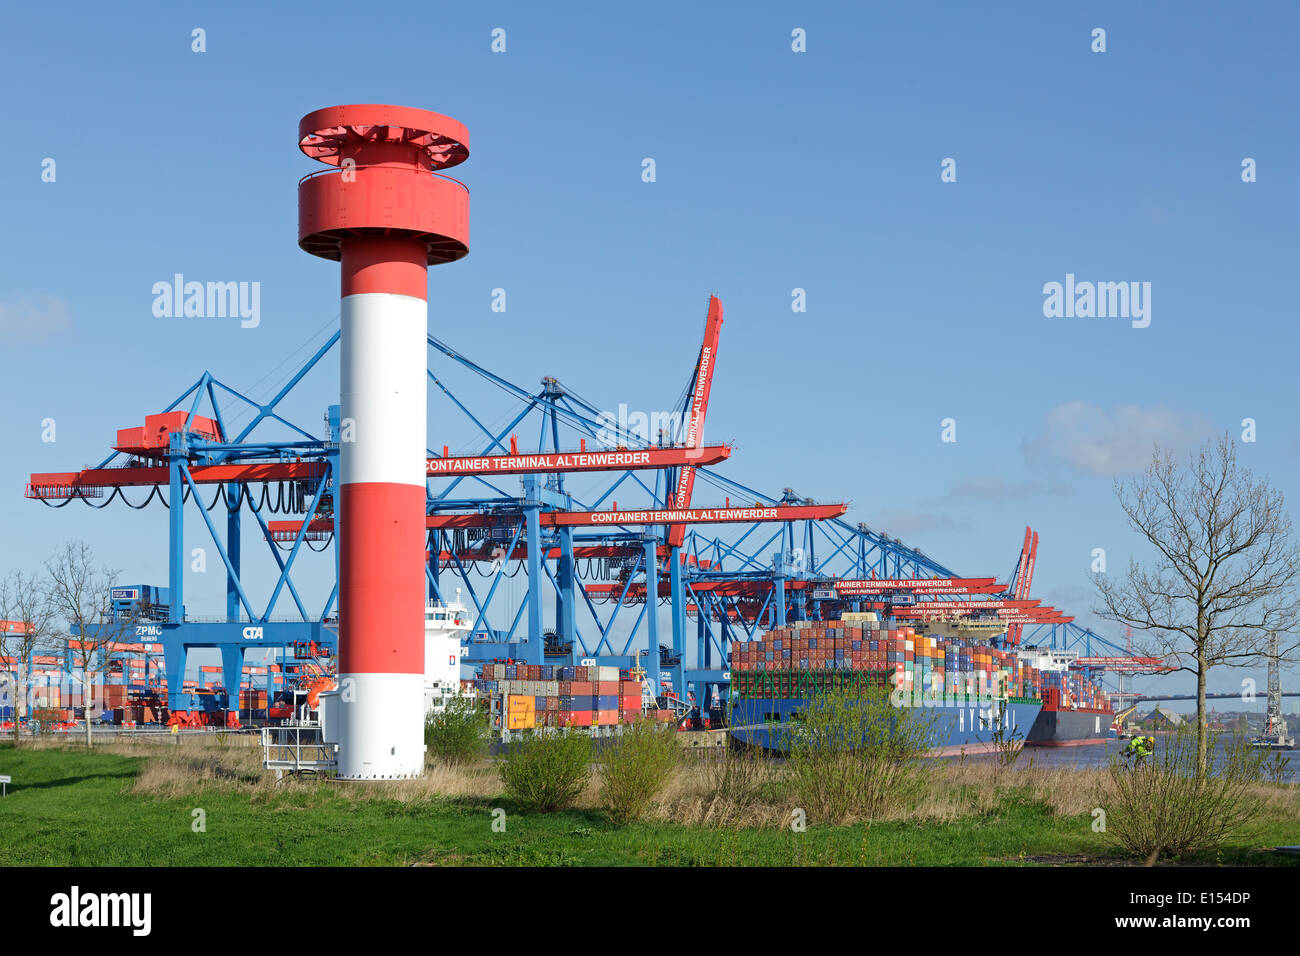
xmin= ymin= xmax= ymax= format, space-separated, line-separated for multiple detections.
xmin=297 ymin=104 xmax=469 ymax=779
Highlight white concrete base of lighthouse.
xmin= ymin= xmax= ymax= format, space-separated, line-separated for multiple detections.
xmin=329 ymin=672 xmax=426 ymax=779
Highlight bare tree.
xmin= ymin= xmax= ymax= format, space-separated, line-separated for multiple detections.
xmin=1094 ymin=434 xmax=1300 ymax=776
xmin=0 ymin=570 xmax=58 ymax=746
xmin=44 ymin=542 xmax=131 ymax=747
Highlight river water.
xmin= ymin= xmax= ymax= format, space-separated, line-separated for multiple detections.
xmin=948 ymin=738 xmax=1300 ymax=782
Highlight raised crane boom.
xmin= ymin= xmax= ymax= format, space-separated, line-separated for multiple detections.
xmin=1006 ymin=527 xmax=1038 ymax=646
xmin=667 ymin=296 xmax=724 ymax=548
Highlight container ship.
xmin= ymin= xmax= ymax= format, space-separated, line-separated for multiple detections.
xmin=1014 ymin=647 xmax=1117 ymax=746
xmin=727 ymin=615 xmax=1111 ymax=753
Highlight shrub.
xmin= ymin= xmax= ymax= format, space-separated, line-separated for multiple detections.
xmin=989 ymin=699 xmax=1027 ymax=769
xmin=701 ymin=748 xmax=776 ymax=827
xmin=1103 ymin=726 xmax=1266 ymax=860
xmin=781 ymin=686 xmax=935 ymax=824
xmin=424 ymin=697 xmax=490 ymax=767
xmin=1261 ymin=751 xmax=1290 ymax=786
xmin=499 ymin=730 xmax=592 ymax=811
xmin=599 ymin=720 xmax=680 ymax=823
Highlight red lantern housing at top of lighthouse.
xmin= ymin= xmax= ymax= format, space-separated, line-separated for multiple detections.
xmin=298 ymin=103 xmax=470 ymax=288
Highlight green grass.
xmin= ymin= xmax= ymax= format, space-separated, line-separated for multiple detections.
xmin=0 ymin=744 xmax=1296 ymax=866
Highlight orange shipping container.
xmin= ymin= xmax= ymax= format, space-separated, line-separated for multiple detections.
xmin=506 ymin=694 xmax=534 ymax=714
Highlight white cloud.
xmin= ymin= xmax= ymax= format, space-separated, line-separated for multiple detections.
xmin=1023 ymin=401 xmax=1215 ymax=477
xmin=0 ymin=295 xmax=72 ymax=343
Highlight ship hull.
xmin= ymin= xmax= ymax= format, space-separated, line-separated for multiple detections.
xmin=1024 ymin=707 xmax=1113 ymax=746
xmin=728 ymin=697 xmax=1043 ymax=756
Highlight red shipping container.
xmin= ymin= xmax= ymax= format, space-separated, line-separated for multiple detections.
xmin=619 ymin=695 xmax=641 ymax=711
xmin=570 ymin=681 xmax=593 ymax=696
xmin=619 ymin=680 xmax=640 ymax=695
xmin=596 ymin=709 xmax=618 ymax=725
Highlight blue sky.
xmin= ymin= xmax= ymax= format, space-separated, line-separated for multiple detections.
xmin=2 ymin=1 xmax=1298 ymax=708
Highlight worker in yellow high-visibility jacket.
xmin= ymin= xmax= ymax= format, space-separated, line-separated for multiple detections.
xmin=1122 ymin=735 xmax=1154 ymax=763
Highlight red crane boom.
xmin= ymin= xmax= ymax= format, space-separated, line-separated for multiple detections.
xmin=667 ymin=296 xmax=724 ymax=548
xmin=1006 ymin=527 xmax=1038 ymax=646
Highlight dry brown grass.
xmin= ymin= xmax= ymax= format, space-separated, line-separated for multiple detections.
xmin=108 ymin=737 xmax=1132 ymax=825
xmin=645 ymin=755 xmax=789 ymax=829
xmin=14 ymin=732 xmax=258 ymax=756
xmin=1243 ymin=778 xmax=1300 ymax=816
xmin=646 ymin=756 xmax=1122 ymax=829
xmin=132 ymin=747 xmax=265 ymax=796
xmin=2 ymin=732 xmax=501 ymax=802
xmin=36 ymin=732 xmax=1298 ymax=835
xmin=130 ymin=745 xmax=506 ymax=802
xmin=324 ymin=763 xmax=503 ymax=804
xmin=911 ymin=759 xmax=1113 ymax=822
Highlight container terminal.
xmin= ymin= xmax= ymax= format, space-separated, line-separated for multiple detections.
xmin=3 ymin=104 xmax=1291 ymax=767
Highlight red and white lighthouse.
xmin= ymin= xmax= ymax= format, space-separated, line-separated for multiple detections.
xmin=298 ymin=105 xmax=469 ymax=779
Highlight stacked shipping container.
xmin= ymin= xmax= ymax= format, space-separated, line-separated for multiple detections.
xmin=731 ymin=620 xmax=1108 ymax=710
xmin=477 ymin=662 xmax=668 ymax=729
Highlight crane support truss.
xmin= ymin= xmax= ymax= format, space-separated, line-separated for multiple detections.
xmin=29 ymin=447 xmax=731 ymax=497
xmin=24 ymin=298 xmax=1138 ymax=718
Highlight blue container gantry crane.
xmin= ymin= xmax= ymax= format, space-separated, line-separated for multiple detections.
xmin=29 ymin=296 xmax=1111 ymax=724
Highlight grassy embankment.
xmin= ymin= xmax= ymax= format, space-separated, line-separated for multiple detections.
xmin=1 ymin=739 xmax=1296 ymax=866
